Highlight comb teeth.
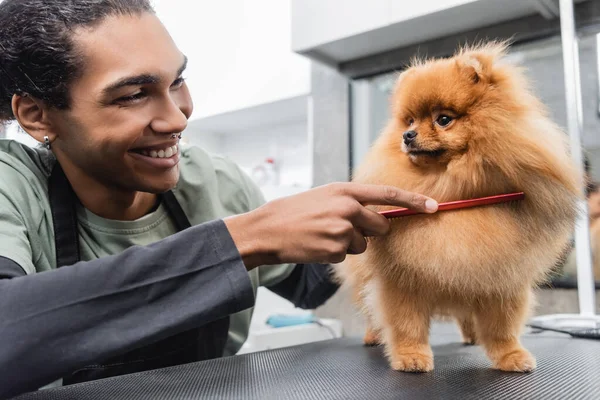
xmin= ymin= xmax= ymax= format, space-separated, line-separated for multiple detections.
xmin=379 ymin=192 xmax=525 ymax=219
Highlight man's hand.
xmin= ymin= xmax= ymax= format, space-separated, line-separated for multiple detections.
xmin=224 ymin=183 xmax=438 ymax=269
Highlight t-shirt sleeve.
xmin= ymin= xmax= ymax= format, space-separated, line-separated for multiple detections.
xmin=0 ymin=166 xmax=36 ymax=275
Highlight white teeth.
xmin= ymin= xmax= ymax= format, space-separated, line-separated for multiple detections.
xmin=141 ymin=145 xmax=178 ymax=158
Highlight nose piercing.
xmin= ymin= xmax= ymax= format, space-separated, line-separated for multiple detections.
xmin=171 ymin=133 xmax=182 ymax=139
xmin=44 ymin=136 xmax=51 ymax=150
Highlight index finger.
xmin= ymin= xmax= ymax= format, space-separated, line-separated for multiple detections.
xmin=343 ymin=183 xmax=438 ymax=213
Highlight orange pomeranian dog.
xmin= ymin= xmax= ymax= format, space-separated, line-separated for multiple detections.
xmin=335 ymin=42 xmax=582 ymax=373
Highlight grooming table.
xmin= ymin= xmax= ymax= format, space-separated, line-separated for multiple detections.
xmin=12 ymin=324 xmax=600 ymax=400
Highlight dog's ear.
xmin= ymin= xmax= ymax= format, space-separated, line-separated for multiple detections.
xmin=393 ymin=67 xmax=415 ymax=92
xmin=390 ymin=67 xmax=415 ymax=114
xmin=456 ymin=56 xmax=484 ymax=84
xmin=455 ymin=41 xmax=508 ymax=84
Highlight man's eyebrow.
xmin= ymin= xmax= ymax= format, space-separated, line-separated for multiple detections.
xmin=102 ymin=74 xmax=159 ymax=95
xmin=102 ymin=56 xmax=188 ymax=95
xmin=177 ymin=56 xmax=188 ymax=77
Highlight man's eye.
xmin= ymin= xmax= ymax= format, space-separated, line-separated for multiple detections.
xmin=436 ymin=115 xmax=453 ymax=127
xmin=116 ymin=92 xmax=146 ymax=104
xmin=114 ymin=77 xmax=185 ymax=105
xmin=171 ymin=76 xmax=186 ymax=88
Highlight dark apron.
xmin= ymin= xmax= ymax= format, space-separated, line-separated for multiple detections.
xmin=48 ymin=162 xmax=230 ymax=385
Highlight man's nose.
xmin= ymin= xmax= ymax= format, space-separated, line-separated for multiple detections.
xmin=151 ymin=99 xmax=189 ymax=135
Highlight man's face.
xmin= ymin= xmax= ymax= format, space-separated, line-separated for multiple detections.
xmin=47 ymin=12 xmax=193 ymax=194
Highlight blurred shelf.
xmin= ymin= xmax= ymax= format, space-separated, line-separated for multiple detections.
xmin=186 ymin=95 xmax=309 ymax=135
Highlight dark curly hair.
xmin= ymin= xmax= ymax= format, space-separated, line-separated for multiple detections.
xmin=0 ymin=0 xmax=154 ymax=122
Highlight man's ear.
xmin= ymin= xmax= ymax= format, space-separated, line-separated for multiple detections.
xmin=11 ymin=94 xmax=56 ymax=144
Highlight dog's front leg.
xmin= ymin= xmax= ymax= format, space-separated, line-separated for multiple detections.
xmin=377 ymin=278 xmax=433 ymax=372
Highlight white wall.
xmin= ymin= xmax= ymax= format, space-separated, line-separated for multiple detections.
xmin=291 ymin=0 xmax=476 ymax=53
xmin=154 ymin=0 xmax=311 ymax=120
xmin=4 ymin=122 xmax=38 ymax=147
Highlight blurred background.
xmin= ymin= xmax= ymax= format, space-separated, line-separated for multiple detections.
xmin=3 ymin=0 xmax=600 ymax=349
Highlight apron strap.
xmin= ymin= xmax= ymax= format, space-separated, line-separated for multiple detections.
xmin=49 ymin=163 xmax=80 ymax=267
xmin=162 ymin=190 xmax=191 ymax=231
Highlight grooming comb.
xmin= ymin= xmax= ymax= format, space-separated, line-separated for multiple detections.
xmin=379 ymin=192 xmax=525 ymax=219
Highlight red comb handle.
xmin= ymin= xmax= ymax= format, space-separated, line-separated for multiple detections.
xmin=379 ymin=192 xmax=525 ymax=219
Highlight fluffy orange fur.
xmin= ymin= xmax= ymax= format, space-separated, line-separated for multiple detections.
xmin=335 ymin=42 xmax=582 ymax=373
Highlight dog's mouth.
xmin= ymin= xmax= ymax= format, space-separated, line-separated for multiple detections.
xmin=406 ymin=147 xmax=447 ymax=158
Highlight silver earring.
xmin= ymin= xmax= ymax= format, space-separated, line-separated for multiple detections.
xmin=171 ymin=133 xmax=182 ymax=139
xmin=44 ymin=136 xmax=51 ymax=150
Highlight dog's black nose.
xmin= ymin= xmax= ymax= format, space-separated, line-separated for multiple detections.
xmin=403 ymin=130 xmax=418 ymax=145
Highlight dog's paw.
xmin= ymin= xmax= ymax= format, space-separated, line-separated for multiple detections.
xmin=462 ymin=337 xmax=477 ymax=346
xmin=363 ymin=330 xmax=382 ymax=346
xmin=390 ymin=352 xmax=434 ymax=373
xmin=494 ymin=349 xmax=536 ymax=372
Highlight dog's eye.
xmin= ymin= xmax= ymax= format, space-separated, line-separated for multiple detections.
xmin=436 ymin=115 xmax=453 ymax=127
xmin=407 ymin=118 xmax=414 ymax=126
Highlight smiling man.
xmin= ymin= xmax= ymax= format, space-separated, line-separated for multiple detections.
xmin=0 ymin=0 xmax=438 ymax=398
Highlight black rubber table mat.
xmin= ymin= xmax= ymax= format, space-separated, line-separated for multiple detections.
xmin=13 ymin=333 xmax=600 ymax=400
